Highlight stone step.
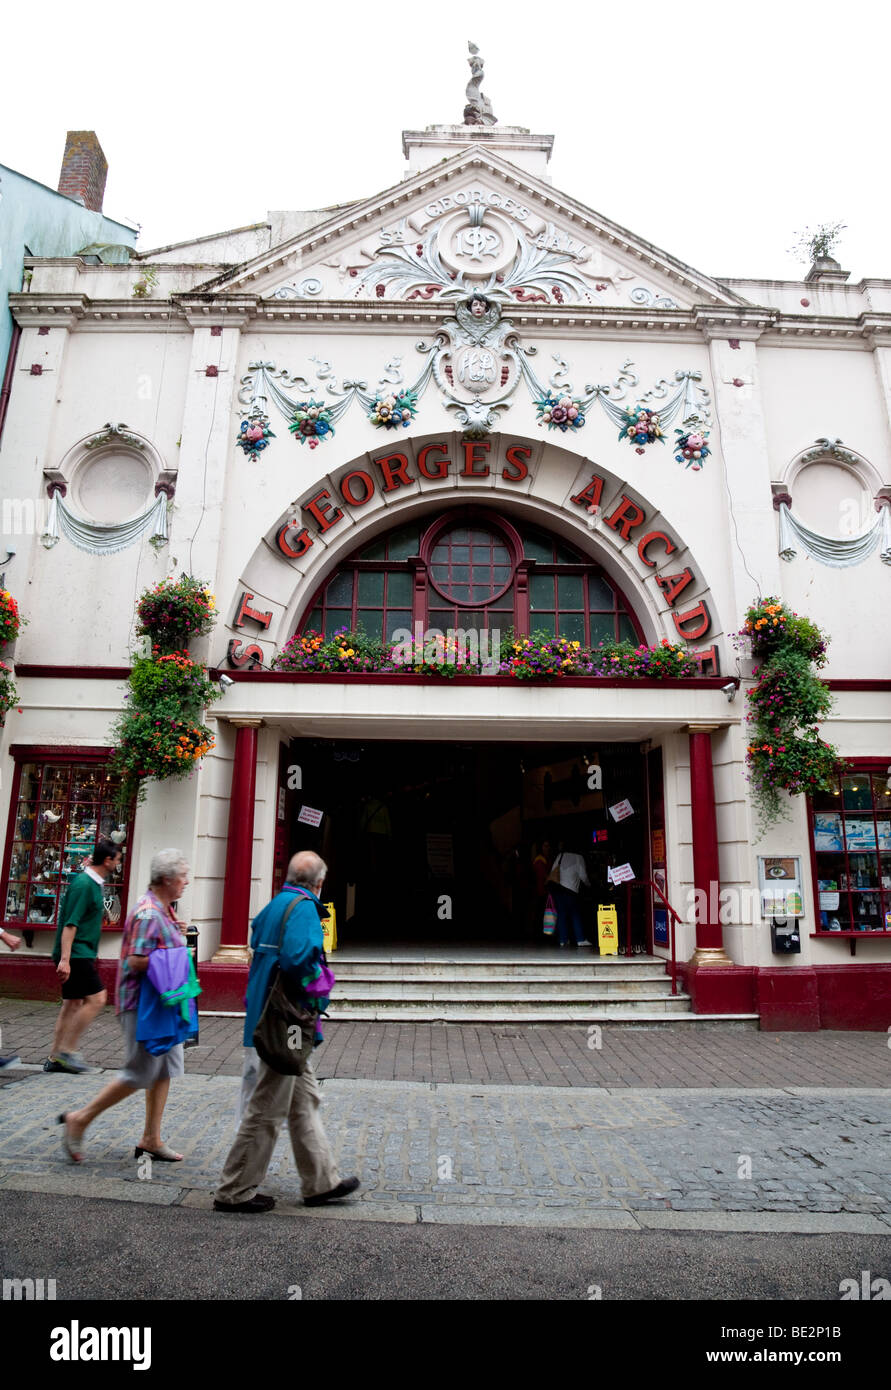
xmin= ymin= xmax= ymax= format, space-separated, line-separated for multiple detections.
xmin=332 ymin=958 xmax=670 ymax=980
xmin=325 ymin=1006 xmax=759 ymax=1027
xmin=329 ymin=991 xmax=694 ymax=1014
xmin=332 ymin=976 xmax=679 ymax=998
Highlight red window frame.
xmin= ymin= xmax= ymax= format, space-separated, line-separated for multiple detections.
xmin=806 ymin=757 xmax=891 ymax=936
xmin=1 ymin=746 xmax=136 ymax=935
xmin=298 ymin=509 xmax=645 ymax=646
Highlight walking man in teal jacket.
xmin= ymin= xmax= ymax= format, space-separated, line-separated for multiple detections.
xmin=214 ymin=850 xmax=359 ymax=1214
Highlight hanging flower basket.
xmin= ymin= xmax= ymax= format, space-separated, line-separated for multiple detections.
xmin=0 ymin=589 xmax=23 ymax=647
xmin=535 ymin=392 xmax=586 ymax=433
xmin=289 ymin=401 xmax=334 ymax=449
xmin=369 ymin=389 xmax=418 ymax=430
xmin=0 ymin=659 xmax=18 ymax=724
xmin=110 ymin=710 xmax=217 ymax=804
xmin=620 ymin=406 xmax=663 ymax=452
xmin=739 ymin=597 xmax=843 ymax=830
xmin=136 ymin=575 xmax=216 ymax=655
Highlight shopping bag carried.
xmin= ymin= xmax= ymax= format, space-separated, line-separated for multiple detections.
xmin=135 ymin=947 xmax=200 ymax=1055
xmin=543 ymin=894 xmax=558 ymax=935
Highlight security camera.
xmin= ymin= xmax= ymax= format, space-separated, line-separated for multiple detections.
xmin=722 ymin=682 xmax=737 ymax=701
xmin=218 ymin=674 xmax=234 ymax=692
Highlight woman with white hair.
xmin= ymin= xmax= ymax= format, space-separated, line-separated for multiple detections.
xmin=58 ymin=849 xmax=191 ymax=1164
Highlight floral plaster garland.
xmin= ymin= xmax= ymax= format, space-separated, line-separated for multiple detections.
xmin=236 ymin=322 xmax=712 ymax=458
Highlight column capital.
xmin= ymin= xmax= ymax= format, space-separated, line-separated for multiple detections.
xmin=227 ymin=718 xmax=264 ymax=729
xmin=687 ymin=723 xmax=720 ymax=734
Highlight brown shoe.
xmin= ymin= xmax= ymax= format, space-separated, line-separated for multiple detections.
xmin=304 ymin=1176 xmax=360 ymax=1207
xmin=213 ymin=1193 xmax=275 ymax=1213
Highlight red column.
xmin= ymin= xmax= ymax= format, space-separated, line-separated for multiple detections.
xmin=213 ymin=719 xmax=262 ymax=963
xmin=688 ymin=724 xmax=729 ymax=964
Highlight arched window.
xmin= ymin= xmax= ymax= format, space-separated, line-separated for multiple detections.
xmin=300 ymin=511 xmax=643 ymax=645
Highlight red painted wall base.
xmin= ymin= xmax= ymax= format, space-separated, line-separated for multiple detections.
xmin=3 ymin=957 xmax=891 ymax=1029
xmin=0 ymin=956 xmax=249 ymax=1013
xmin=679 ymin=962 xmax=757 ymax=1016
xmin=756 ymin=967 xmax=820 ymax=1032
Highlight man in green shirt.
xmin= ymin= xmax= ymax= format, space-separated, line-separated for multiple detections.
xmin=44 ymin=838 xmax=122 ymax=1074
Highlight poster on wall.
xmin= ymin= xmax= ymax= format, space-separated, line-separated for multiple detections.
xmin=813 ymin=814 xmax=843 ymax=851
xmin=651 ymin=829 xmax=666 ymax=864
xmin=608 ymin=799 xmax=634 ymax=823
xmin=297 ymin=805 xmax=324 ymax=828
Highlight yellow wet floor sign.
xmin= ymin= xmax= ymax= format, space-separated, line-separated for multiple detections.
xmin=322 ymin=903 xmax=337 ymax=953
xmin=597 ymin=904 xmax=618 ymax=956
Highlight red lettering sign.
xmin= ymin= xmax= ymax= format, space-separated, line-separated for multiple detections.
xmin=655 ymin=569 xmax=694 ymax=606
xmin=303 ymin=489 xmax=344 ymax=533
xmin=637 ymin=530 xmax=677 ymax=567
xmin=276 ymin=522 xmax=314 ymax=559
xmin=235 ymin=592 xmax=273 ymax=630
xmin=604 ymin=495 xmax=646 ymax=541
xmin=672 ymin=600 xmax=711 ymax=640
xmin=417 ymin=442 xmax=451 ymax=479
xmin=570 ymin=474 xmax=605 ymax=510
xmin=375 ymin=453 xmax=415 ymax=493
xmin=339 ymin=469 xmax=375 ymax=507
xmin=693 ymin=645 xmax=721 ymax=676
xmin=227 ymin=639 xmax=264 ymax=669
xmin=461 ymin=440 xmax=491 ymax=478
xmin=502 ymin=445 xmax=531 ymax=481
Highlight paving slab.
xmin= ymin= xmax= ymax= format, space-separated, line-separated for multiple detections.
xmin=1 ymin=1069 xmax=890 ymax=1231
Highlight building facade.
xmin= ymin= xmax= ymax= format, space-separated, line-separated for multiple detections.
xmin=1 ymin=95 xmax=889 ymax=1030
xmin=0 ymin=132 xmax=137 ymax=442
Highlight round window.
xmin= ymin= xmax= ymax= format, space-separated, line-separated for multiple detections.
xmin=429 ymin=525 xmax=513 ymax=605
xmin=75 ymin=449 xmax=153 ymax=524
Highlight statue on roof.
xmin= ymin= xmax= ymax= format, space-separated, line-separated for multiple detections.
xmin=464 ymin=42 xmax=497 ymax=126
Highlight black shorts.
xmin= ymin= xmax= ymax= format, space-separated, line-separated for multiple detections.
xmin=61 ymin=959 xmax=105 ymax=1001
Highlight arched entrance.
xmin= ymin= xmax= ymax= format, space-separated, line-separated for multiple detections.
xmin=214 ymin=432 xmax=730 ymax=967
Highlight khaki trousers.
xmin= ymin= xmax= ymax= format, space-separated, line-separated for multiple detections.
xmin=216 ymin=1055 xmax=339 ymax=1204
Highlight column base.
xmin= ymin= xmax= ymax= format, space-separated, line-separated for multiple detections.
xmin=211 ymin=943 xmax=251 ymax=965
xmin=688 ymin=946 xmax=734 ymax=968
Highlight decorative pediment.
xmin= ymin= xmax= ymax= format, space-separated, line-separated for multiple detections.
xmin=197 ymin=148 xmax=748 ymax=313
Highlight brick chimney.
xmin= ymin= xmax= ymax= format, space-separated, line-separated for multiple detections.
xmin=57 ymin=131 xmax=108 ymax=212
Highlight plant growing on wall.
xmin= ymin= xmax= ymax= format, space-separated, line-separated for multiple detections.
xmin=132 ymin=266 xmax=159 ymax=298
xmin=788 ymin=222 xmax=847 ymax=265
xmin=110 ymin=650 xmax=220 ymax=804
xmin=741 ymin=597 xmax=845 ymax=832
xmin=136 ymin=574 xmax=216 ymax=654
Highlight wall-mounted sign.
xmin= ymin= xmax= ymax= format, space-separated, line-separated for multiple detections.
xmin=297 ymin=805 xmax=324 ymax=828
xmin=608 ymin=799 xmax=634 ymax=823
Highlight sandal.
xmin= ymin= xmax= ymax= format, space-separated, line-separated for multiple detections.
xmin=134 ymin=1142 xmax=183 ymax=1162
xmin=57 ymin=1112 xmax=84 ymax=1164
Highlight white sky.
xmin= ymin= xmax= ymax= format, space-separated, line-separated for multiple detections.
xmin=3 ymin=0 xmax=888 ymax=283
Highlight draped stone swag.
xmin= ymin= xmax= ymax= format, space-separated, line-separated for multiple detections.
xmin=41 ymin=490 xmax=169 ymax=556
xmin=777 ymin=501 xmax=891 ymax=568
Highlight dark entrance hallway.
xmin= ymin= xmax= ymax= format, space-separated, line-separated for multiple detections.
xmin=276 ymin=740 xmax=653 ymax=949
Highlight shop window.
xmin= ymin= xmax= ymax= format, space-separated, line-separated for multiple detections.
xmin=2 ymin=755 xmax=135 ymax=933
xmin=810 ymin=765 xmax=891 ymax=933
xmin=298 ymin=512 xmax=644 ymax=647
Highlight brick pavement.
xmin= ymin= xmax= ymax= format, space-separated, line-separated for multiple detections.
xmin=1 ymin=998 xmax=889 ymax=1088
